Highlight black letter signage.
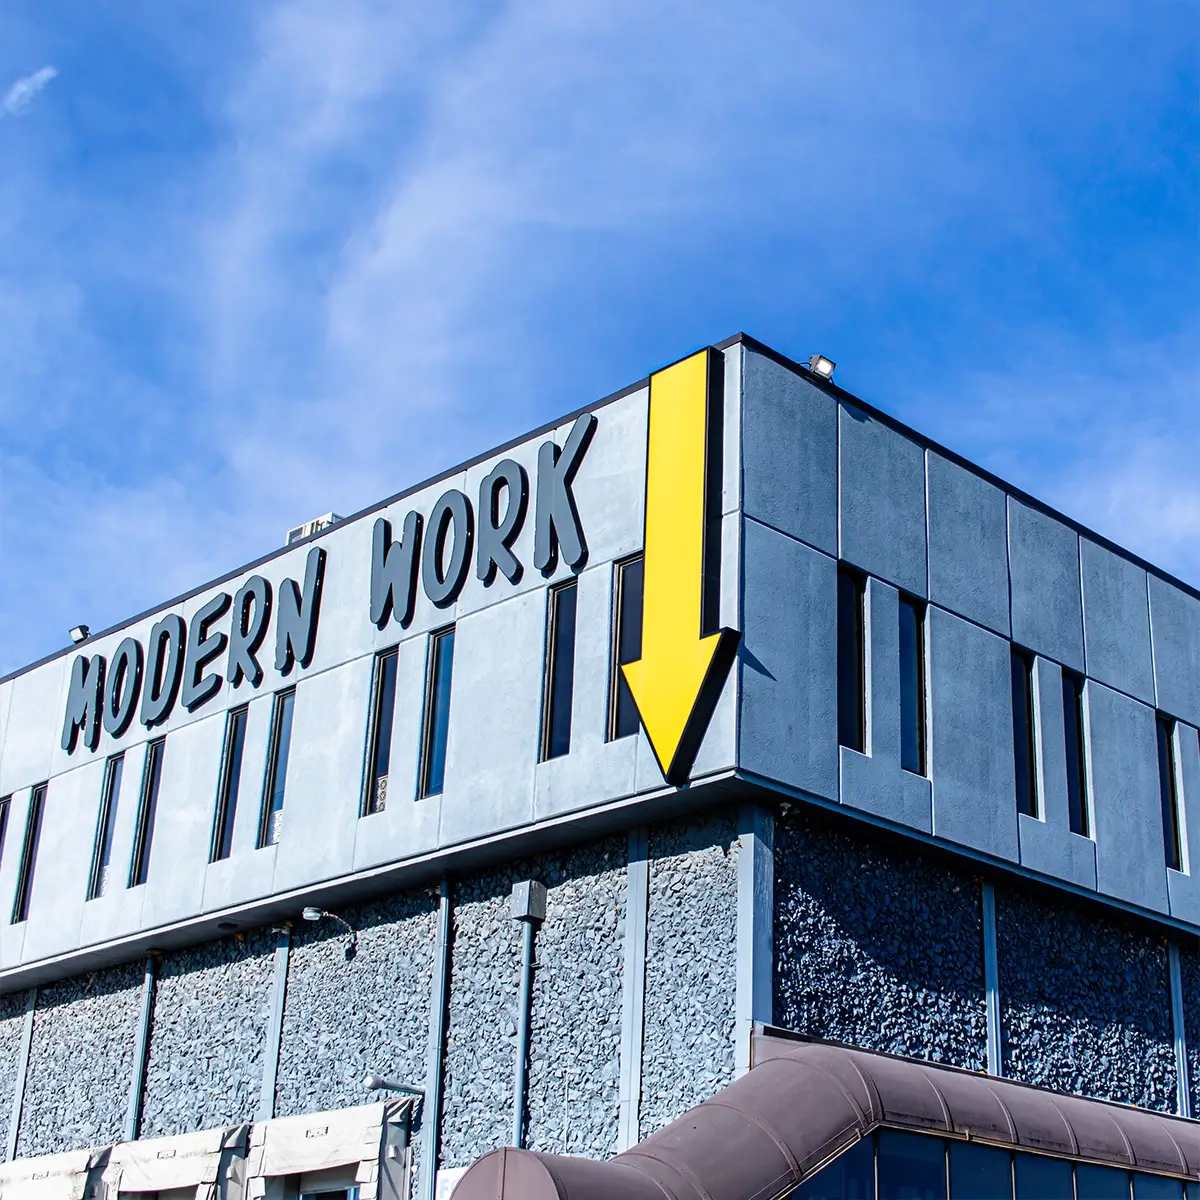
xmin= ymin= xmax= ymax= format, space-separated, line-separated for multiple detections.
xmin=477 ymin=459 xmax=528 ymax=586
xmin=371 ymin=513 xmax=422 ymax=629
xmin=228 ymin=576 xmax=272 ymax=687
xmin=61 ymin=654 xmax=105 ymax=753
xmin=104 ymin=637 xmax=143 ymax=738
xmin=422 ymin=490 xmax=473 ymax=607
xmin=534 ymin=414 xmax=596 ymax=574
xmin=182 ymin=592 xmax=231 ymax=711
xmin=276 ymin=547 xmax=326 ymax=675
xmin=142 ymin=614 xmax=186 ymax=728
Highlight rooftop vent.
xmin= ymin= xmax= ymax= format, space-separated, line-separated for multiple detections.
xmin=285 ymin=512 xmax=343 ymax=547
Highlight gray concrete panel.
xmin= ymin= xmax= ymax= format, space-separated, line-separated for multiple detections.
xmin=740 ymin=347 xmax=837 ymax=555
xmin=0 ymin=788 xmax=31 ymax=969
xmin=437 ymin=592 xmax=542 ymax=848
xmin=140 ymin=929 xmax=275 ymax=1136
xmin=272 ymin=660 xmax=372 ymax=894
xmin=926 ymin=452 xmax=1009 ymax=635
xmin=1081 ymin=539 xmax=1155 ymax=704
xmin=738 ymin=519 xmax=838 ymax=801
xmin=929 ymin=607 xmax=1019 ymax=862
xmin=525 ymin=838 xmax=625 ymax=1158
xmin=639 ymin=811 xmax=737 ymax=1138
xmin=1008 ymin=499 xmax=1083 ymax=671
xmin=774 ymin=811 xmax=986 ymax=1070
xmin=998 ymin=886 xmax=1175 ymax=1110
xmin=1149 ymin=575 xmax=1200 ymax=725
xmin=1088 ymin=682 xmax=1169 ymax=912
xmin=1017 ymin=657 xmax=1097 ymax=889
xmin=840 ymin=579 xmax=932 ymax=833
xmin=136 ymin=715 xmax=224 ymax=930
xmin=722 ymin=344 xmax=742 ymax=517
xmin=275 ymin=890 xmax=436 ymax=1117
xmin=0 ymin=658 xmax=68 ymax=796
xmin=839 ymin=405 xmax=926 ymax=597
xmin=17 ymin=960 xmax=142 ymax=1156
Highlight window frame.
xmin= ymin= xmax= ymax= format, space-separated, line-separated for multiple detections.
xmin=11 ymin=783 xmax=46 ymax=924
xmin=361 ymin=647 xmax=400 ymax=817
xmin=418 ymin=626 xmax=455 ymax=799
xmin=540 ymin=578 xmax=579 ymax=762
xmin=1157 ymin=713 xmax=1185 ymax=872
xmin=1010 ymin=646 xmax=1038 ymax=820
xmin=258 ymin=688 xmax=296 ymax=848
xmin=607 ymin=553 xmax=644 ymax=742
xmin=836 ymin=566 xmax=867 ymax=754
xmin=129 ymin=738 xmax=166 ymax=888
xmin=211 ymin=705 xmax=249 ymax=862
xmin=88 ymin=753 xmax=125 ymax=900
xmin=898 ymin=592 xmax=927 ymax=776
xmin=1062 ymin=668 xmax=1090 ymax=838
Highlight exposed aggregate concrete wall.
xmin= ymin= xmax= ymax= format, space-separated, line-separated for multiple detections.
xmin=525 ymin=838 xmax=625 ymax=1158
xmin=998 ymin=889 xmax=1175 ymax=1111
xmin=140 ymin=930 xmax=275 ymax=1137
xmin=639 ymin=811 xmax=738 ymax=1138
xmin=438 ymin=869 xmax=522 ymax=1169
xmin=17 ymin=962 xmax=143 ymax=1156
xmin=0 ymin=991 xmax=27 ymax=1154
xmin=276 ymin=891 xmax=437 ymax=1118
xmin=774 ymin=811 xmax=987 ymax=1071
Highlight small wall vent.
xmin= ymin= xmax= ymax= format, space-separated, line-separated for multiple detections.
xmin=285 ymin=512 xmax=343 ymax=546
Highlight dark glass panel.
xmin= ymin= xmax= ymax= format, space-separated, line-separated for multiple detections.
xmin=212 ymin=707 xmax=248 ymax=860
xmin=1157 ymin=715 xmax=1183 ymax=870
xmin=1133 ymin=1175 xmax=1183 ymax=1200
xmin=543 ymin=582 xmax=578 ymax=761
xmin=949 ymin=1142 xmax=1011 ymax=1200
xmin=1011 ymin=648 xmax=1037 ymax=818
xmin=878 ymin=1131 xmax=945 ymax=1200
xmin=899 ymin=596 xmax=926 ymax=774
xmin=1013 ymin=1154 xmax=1071 ymax=1200
xmin=611 ymin=556 xmax=644 ymax=740
xmin=1076 ymin=1164 xmax=1131 ymax=1200
xmin=1062 ymin=669 xmax=1089 ymax=836
xmin=838 ymin=568 xmax=866 ymax=752
xmin=421 ymin=629 xmax=455 ymax=798
xmin=797 ymin=1137 xmax=875 ymax=1200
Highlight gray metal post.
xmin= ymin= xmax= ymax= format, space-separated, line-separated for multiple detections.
xmin=617 ymin=828 xmax=649 ymax=1151
xmin=1169 ymin=942 xmax=1191 ymax=1117
xmin=5 ymin=987 xmax=35 ymax=1161
xmin=125 ymin=956 xmax=156 ymax=1141
xmin=735 ymin=804 xmax=774 ymax=1077
xmin=418 ymin=879 xmax=451 ymax=1200
xmin=982 ymin=881 xmax=1002 ymax=1076
xmin=258 ymin=926 xmax=291 ymax=1121
xmin=510 ymin=880 xmax=546 ymax=1150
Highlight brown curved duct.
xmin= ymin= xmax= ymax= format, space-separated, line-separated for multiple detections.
xmin=452 ymin=1033 xmax=1200 ymax=1200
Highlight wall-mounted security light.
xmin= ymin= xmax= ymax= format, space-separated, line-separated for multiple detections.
xmin=301 ymin=905 xmax=358 ymax=959
xmin=808 ymin=355 xmax=836 ymax=381
xmin=69 ymin=625 xmax=90 ymax=644
xmin=363 ymin=1071 xmax=425 ymax=1098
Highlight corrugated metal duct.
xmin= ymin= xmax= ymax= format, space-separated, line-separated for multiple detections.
xmin=453 ymin=1030 xmax=1200 ymax=1200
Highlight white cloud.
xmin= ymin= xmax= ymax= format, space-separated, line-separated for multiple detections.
xmin=1 ymin=66 xmax=57 ymax=117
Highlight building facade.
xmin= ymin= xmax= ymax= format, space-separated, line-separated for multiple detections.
xmin=1 ymin=337 xmax=1200 ymax=1199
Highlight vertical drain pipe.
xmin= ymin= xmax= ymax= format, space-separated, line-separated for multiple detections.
xmin=510 ymin=880 xmax=547 ymax=1149
xmin=125 ymin=955 xmax=157 ymax=1141
xmin=419 ymin=878 xmax=452 ymax=1200
xmin=6 ymin=987 xmax=35 ymax=1161
xmin=1169 ymin=942 xmax=1191 ymax=1117
xmin=981 ymin=881 xmax=1002 ymax=1077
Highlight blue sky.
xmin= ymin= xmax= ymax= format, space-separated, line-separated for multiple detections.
xmin=0 ymin=1 xmax=1196 ymax=674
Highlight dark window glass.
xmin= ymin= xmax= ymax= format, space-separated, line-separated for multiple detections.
xmin=1014 ymin=1154 xmax=1071 ymax=1200
xmin=0 ymin=797 xmax=10 ymax=867
xmin=1134 ymin=1175 xmax=1184 ymax=1200
xmin=609 ymin=556 xmax=644 ymax=740
xmin=1062 ymin=669 xmax=1089 ymax=837
xmin=12 ymin=784 xmax=46 ymax=924
xmin=89 ymin=755 xmax=125 ymax=899
xmin=838 ymin=568 xmax=866 ymax=752
xmin=899 ymin=596 xmax=926 ymax=775
xmin=797 ymin=1137 xmax=875 ymax=1200
xmin=542 ymin=581 xmax=579 ymax=761
xmin=1157 ymin=715 xmax=1183 ymax=871
xmin=878 ymin=1131 xmax=945 ymax=1200
xmin=130 ymin=739 xmax=165 ymax=886
xmin=363 ymin=649 xmax=399 ymax=815
xmin=1011 ymin=648 xmax=1037 ymax=818
xmin=211 ymin=707 xmax=248 ymax=861
xmin=1076 ymin=1165 xmax=1132 ymax=1200
xmin=949 ymin=1143 xmax=1010 ymax=1200
xmin=420 ymin=629 xmax=455 ymax=798
xmin=259 ymin=690 xmax=295 ymax=847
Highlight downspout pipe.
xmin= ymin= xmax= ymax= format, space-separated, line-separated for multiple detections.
xmin=511 ymin=880 xmax=548 ymax=1150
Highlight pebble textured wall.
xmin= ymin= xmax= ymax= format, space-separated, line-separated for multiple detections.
xmin=1180 ymin=947 xmax=1200 ymax=1117
xmin=17 ymin=961 xmax=143 ymax=1156
xmin=998 ymin=889 xmax=1175 ymax=1111
xmin=774 ymin=811 xmax=987 ymax=1070
xmin=525 ymin=838 xmax=625 ymax=1158
xmin=439 ymin=869 xmax=523 ymax=1169
xmin=139 ymin=929 xmax=276 ymax=1137
xmin=639 ymin=811 xmax=738 ymax=1138
xmin=0 ymin=991 xmax=28 ymax=1153
xmin=276 ymin=890 xmax=437 ymax=1117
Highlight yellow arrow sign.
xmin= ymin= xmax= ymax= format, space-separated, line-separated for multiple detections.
xmin=622 ymin=348 xmax=739 ymax=785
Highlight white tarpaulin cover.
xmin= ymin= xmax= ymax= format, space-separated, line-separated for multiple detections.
xmin=102 ymin=1125 xmax=248 ymax=1200
xmin=246 ymin=1102 xmax=411 ymax=1200
xmin=0 ymin=1148 xmax=104 ymax=1200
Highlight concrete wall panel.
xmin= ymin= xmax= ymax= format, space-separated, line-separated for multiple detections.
xmin=1008 ymin=500 xmax=1083 ymax=671
xmin=1149 ymin=575 xmax=1200 ymax=725
xmin=1082 ymin=540 xmax=1154 ymax=704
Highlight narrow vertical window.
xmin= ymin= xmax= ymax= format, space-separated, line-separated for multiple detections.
xmin=11 ymin=784 xmax=46 ymax=924
xmin=363 ymin=649 xmax=399 ymax=816
xmin=1062 ymin=669 xmax=1090 ymax=837
xmin=609 ymin=555 xmax=644 ymax=741
xmin=259 ymin=689 xmax=296 ymax=848
xmin=420 ymin=628 xmax=455 ymax=798
xmin=898 ymin=595 xmax=926 ymax=775
xmin=1011 ymin=648 xmax=1037 ymax=818
xmin=541 ymin=581 xmax=579 ymax=761
xmin=837 ymin=567 xmax=866 ymax=753
xmin=211 ymin=706 xmax=248 ymax=861
xmin=88 ymin=755 xmax=125 ymax=899
xmin=130 ymin=739 xmax=165 ymax=887
xmin=1158 ymin=714 xmax=1184 ymax=871
xmin=0 ymin=797 xmax=10 ymax=867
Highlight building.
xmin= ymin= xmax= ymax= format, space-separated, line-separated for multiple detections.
xmin=0 ymin=336 xmax=1199 ymax=1200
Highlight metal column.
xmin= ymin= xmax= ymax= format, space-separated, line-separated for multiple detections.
xmin=418 ymin=879 xmax=452 ymax=1200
